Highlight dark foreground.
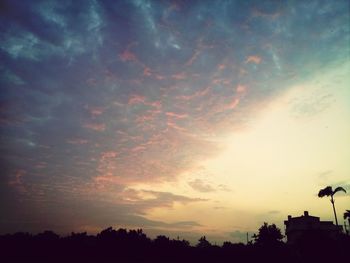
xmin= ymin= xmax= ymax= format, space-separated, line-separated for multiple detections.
xmin=1 ymin=227 xmax=349 ymax=263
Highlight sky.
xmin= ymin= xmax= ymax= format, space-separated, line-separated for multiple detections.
xmin=0 ymin=0 xmax=349 ymax=244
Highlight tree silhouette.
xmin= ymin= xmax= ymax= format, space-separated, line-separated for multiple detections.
xmin=344 ymin=210 xmax=350 ymax=232
xmin=1 ymin=226 xmax=349 ymax=262
xmin=252 ymin=222 xmax=283 ymax=246
xmin=196 ymin=236 xmax=211 ymax=248
xmin=318 ymin=186 xmax=346 ymax=226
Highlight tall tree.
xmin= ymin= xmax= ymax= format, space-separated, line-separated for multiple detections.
xmin=318 ymin=186 xmax=346 ymax=226
xmin=252 ymin=222 xmax=283 ymax=246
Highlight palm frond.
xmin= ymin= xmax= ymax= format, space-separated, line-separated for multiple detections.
xmin=333 ymin=186 xmax=346 ymax=195
xmin=318 ymin=186 xmax=333 ymax=197
xmin=344 ymin=210 xmax=350 ymax=219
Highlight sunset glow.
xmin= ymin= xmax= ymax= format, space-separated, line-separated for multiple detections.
xmin=1 ymin=0 xmax=349 ymax=244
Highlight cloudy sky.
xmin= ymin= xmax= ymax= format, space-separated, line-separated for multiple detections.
xmin=1 ymin=0 xmax=349 ymax=243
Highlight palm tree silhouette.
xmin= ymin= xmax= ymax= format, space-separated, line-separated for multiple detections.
xmin=344 ymin=210 xmax=350 ymax=228
xmin=318 ymin=186 xmax=346 ymax=226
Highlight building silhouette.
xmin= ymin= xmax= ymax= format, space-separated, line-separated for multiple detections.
xmin=284 ymin=211 xmax=342 ymax=244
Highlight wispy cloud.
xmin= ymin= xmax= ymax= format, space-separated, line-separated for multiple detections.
xmin=245 ymin=55 xmax=262 ymax=64
xmin=84 ymin=122 xmax=106 ymax=131
xmin=188 ymin=179 xmax=216 ymax=193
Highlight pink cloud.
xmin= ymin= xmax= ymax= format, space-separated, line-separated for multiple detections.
xmin=208 ymin=96 xmax=241 ymax=114
xmin=166 ymin=112 xmax=188 ymax=119
xmin=245 ymin=55 xmax=262 ymax=64
xmin=149 ymin=100 xmax=162 ymax=109
xmin=236 ymin=84 xmax=247 ymax=94
xmin=143 ymin=67 xmax=152 ymax=76
xmin=128 ymin=95 xmax=162 ymax=111
xmin=119 ymin=49 xmax=137 ymax=62
xmin=142 ymin=66 xmax=166 ymax=80
xmin=84 ymin=101 xmax=228 ymax=191
xmin=128 ymin=95 xmax=146 ymax=105
xmin=218 ymin=64 xmax=226 ymax=70
xmin=185 ymin=39 xmax=216 ymax=66
xmin=119 ymin=43 xmax=168 ymax=82
xmin=131 ymin=146 xmax=146 ymax=152
xmin=8 ymin=169 xmax=27 ymax=193
xmin=87 ymin=127 xmax=221 ymax=191
xmin=136 ymin=109 xmax=161 ymax=124
xmin=167 ymin=120 xmax=186 ymax=132
xmin=155 ymin=74 xmax=165 ymax=80
xmin=35 ymin=162 xmax=47 ymax=169
xmin=84 ymin=105 xmax=105 ymax=118
xmin=135 ymin=114 xmax=154 ymax=124
xmin=93 ymin=174 xmax=120 ymax=190
xmin=113 ymin=101 xmax=124 ymax=107
xmin=212 ymin=78 xmax=231 ymax=86
xmin=176 ymin=86 xmax=211 ymax=101
xmin=226 ymin=98 xmax=240 ymax=110
xmin=90 ymin=107 xmax=104 ymax=117
xmin=171 ymin=72 xmax=187 ymax=80
xmin=212 ymin=79 xmax=221 ymax=85
xmin=185 ymin=49 xmax=200 ymax=66
xmin=222 ymin=79 xmax=231 ymax=85
xmin=84 ymin=122 xmax=106 ymax=131
xmin=101 ymin=151 xmax=118 ymax=160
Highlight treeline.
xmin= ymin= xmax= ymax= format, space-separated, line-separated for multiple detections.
xmin=0 ymin=224 xmax=348 ymax=263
